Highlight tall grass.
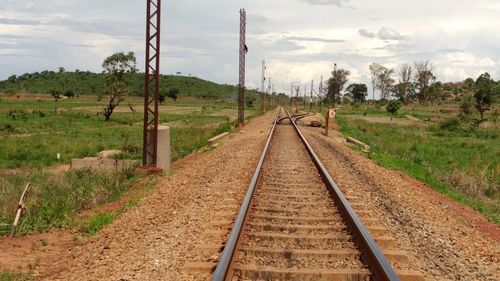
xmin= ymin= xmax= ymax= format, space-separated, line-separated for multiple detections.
xmin=336 ymin=116 xmax=499 ymax=223
xmin=0 ymin=98 xmax=248 ymax=236
xmin=0 ymin=168 xmax=136 ymax=234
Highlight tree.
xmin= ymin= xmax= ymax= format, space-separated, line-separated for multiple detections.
xmin=398 ymin=64 xmax=413 ymax=104
xmin=386 ymin=100 xmax=402 ymax=119
xmin=159 ymin=90 xmax=167 ymax=104
xmin=428 ymin=81 xmax=444 ymax=102
xmin=464 ymin=78 xmax=475 ymax=89
xmin=460 ymin=95 xmax=475 ymax=115
xmin=64 ymin=90 xmax=75 ymax=98
xmin=159 ymin=88 xmax=180 ymax=104
xmin=392 ymin=82 xmax=416 ymax=102
xmin=327 ymin=68 xmax=350 ymax=104
xmin=7 ymin=75 xmax=17 ymax=83
xmin=377 ymin=68 xmax=395 ymax=100
xmin=167 ymin=88 xmax=179 ymax=101
xmin=102 ymin=52 xmax=137 ymax=121
xmin=474 ymin=73 xmax=495 ymax=119
xmin=414 ymin=61 xmax=436 ymax=103
xmin=346 ymin=83 xmax=368 ymax=102
xmin=50 ymin=89 xmax=62 ymax=102
xmin=369 ymin=63 xmax=384 ymax=100
xmin=58 ymin=67 xmax=65 ymax=73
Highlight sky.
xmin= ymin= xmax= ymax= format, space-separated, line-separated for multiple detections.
xmin=1 ymin=0 xmax=499 ymax=98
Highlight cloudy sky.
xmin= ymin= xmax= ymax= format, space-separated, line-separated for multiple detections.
xmin=1 ymin=0 xmax=499 ymax=98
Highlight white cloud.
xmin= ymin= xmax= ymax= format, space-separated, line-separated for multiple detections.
xmin=298 ymin=0 xmax=350 ymax=6
xmin=359 ymin=27 xmax=409 ymax=41
xmin=0 ymin=0 xmax=499 ymax=98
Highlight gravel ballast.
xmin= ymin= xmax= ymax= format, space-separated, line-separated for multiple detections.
xmin=301 ymin=126 xmax=499 ymax=281
xmin=39 ymin=112 xmax=276 ymax=281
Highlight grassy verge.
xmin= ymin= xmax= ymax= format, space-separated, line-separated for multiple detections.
xmin=336 ymin=115 xmax=499 ymax=223
xmin=0 ymin=167 xmax=137 ymax=234
xmin=0 ymin=270 xmax=32 ymax=281
xmin=0 ymin=96 xmax=262 ymax=237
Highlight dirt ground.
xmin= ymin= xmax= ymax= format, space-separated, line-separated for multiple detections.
xmin=0 ymin=231 xmax=76 ymax=273
xmin=343 ymin=114 xmax=424 ymax=126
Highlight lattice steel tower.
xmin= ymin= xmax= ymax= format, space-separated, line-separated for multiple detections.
xmin=143 ymin=0 xmax=161 ymax=166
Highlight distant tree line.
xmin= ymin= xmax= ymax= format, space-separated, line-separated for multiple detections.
xmin=321 ymin=60 xmax=499 ymax=119
xmin=0 ymin=69 xmax=258 ymax=100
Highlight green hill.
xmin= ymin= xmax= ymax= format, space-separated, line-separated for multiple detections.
xmin=0 ymin=70 xmax=255 ymax=99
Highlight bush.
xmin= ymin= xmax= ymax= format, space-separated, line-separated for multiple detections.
xmin=439 ymin=117 xmax=461 ymax=131
xmin=245 ymin=97 xmax=255 ymax=109
xmin=460 ymin=96 xmax=474 ymax=115
xmin=0 ymin=123 xmax=15 ymax=132
xmin=7 ymin=109 xmax=28 ymax=120
xmin=63 ymin=90 xmax=75 ymax=98
xmin=386 ymin=100 xmax=402 ymax=116
xmin=32 ymin=110 xmax=46 ymax=117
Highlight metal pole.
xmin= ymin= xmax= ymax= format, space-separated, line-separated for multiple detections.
xmin=143 ymin=0 xmax=161 ymax=167
xmin=261 ymin=60 xmax=265 ymax=113
xmin=310 ymin=80 xmax=314 ymax=110
xmin=238 ymin=9 xmax=246 ymax=127
xmin=267 ymin=77 xmax=271 ymax=111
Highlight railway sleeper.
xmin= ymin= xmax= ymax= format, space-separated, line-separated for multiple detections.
xmin=234 ymin=266 xmax=371 ymax=281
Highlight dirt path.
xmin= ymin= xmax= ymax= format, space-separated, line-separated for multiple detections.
xmin=301 ymin=126 xmax=499 ymax=280
xmin=36 ymin=111 xmax=277 ymax=280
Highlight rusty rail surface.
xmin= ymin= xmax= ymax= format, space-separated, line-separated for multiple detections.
xmin=212 ymin=107 xmax=399 ymax=281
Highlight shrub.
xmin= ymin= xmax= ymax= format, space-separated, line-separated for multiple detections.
xmin=245 ymin=97 xmax=255 ymax=109
xmin=386 ymin=100 xmax=402 ymax=116
xmin=0 ymin=123 xmax=15 ymax=132
xmin=63 ymin=90 xmax=75 ymax=98
xmin=439 ymin=117 xmax=460 ymax=131
xmin=32 ymin=110 xmax=46 ymax=117
xmin=460 ymin=96 xmax=474 ymax=115
xmin=7 ymin=109 xmax=28 ymax=120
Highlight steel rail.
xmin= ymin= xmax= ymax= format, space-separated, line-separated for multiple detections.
xmin=211 ymin=111 xmax=281 ymax=281
xmin=284 ymin=107 xmax=399 ymax=281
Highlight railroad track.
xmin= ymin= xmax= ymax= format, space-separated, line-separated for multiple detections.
xmin=207 ymin=108 xmax=423 ymax=281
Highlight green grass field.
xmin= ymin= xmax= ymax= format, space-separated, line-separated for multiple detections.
xmin=0 ymin=95 xmax=259 ymax=235
xmin=332 ymin=103 xmax=499 ymax=223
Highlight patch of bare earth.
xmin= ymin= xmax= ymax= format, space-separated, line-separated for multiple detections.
xmin=37 ymin=111 xmax=277 ymax=281
xmin=300 ymin=126 xmax=499 ymax=281
xmin=0 ymin=231 xmax=76 ymax=273
xmin=344 ymin=115 xmax=423 ymax=126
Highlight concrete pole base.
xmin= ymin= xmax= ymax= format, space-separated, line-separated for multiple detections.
xmin=147 ymin=125 xmax=171 ymax=174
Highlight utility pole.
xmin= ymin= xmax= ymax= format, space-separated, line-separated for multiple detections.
xmin=238 ymin=9 xmax=246 ymax=127
xmin=310 ymin=80 xmax=314 ymax=110
xmin=295 ymin=84 xmax=300 ymax=113
xmin=291 ymin=82 xmax=300 ymax=112
xmin=304 ymin=85 xmax=307 ymax=108
xmin=267 ymin=77 xmax=271 ymax=111
xmin=261 ymin=60 xmax=266 ymax=113
xmin=143 ymin=0 xmax=161 ymax=167
xmin=271 ymin=84 xmax=275 ymax=109
xmin=319 ymin=76 xmax=323 ymax=95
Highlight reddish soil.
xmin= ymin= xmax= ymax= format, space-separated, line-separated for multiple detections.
xmin=401 ymin=173 xmax=500 ymax=241
xmin=0 ymin=231 xmax=76 ymax=273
